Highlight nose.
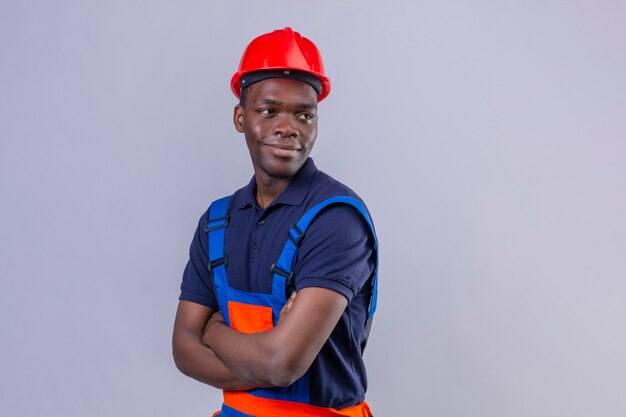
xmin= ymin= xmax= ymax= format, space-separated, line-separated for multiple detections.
xmin=273 ymin=113 xmax=298 ymax=138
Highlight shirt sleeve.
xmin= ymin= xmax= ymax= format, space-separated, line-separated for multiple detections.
xmin=179 ymin=209 xmax=219 ymax=310
xmin=293 ymin=204 xmax=376 ymax=302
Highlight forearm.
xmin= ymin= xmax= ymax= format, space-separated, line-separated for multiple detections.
xmin=203 ymin=322 xmax=301 ymax=387
xmin=173 ymin=329 xmax=262 ymax=390
xmin=202 ymin=288 xmax=347 ymax=387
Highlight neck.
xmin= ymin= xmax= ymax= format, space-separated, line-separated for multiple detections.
xmin=254 ymin=173 xmax=291 ymax=209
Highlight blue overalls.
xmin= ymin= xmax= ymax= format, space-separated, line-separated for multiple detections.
xmin=206 ymin=195 xmax=378 ymax=417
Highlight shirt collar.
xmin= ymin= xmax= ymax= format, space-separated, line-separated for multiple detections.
xmin=234 ymin=158 xmax=318 ymax=210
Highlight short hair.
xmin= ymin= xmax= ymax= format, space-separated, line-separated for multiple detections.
xmin=239 ymin=84 xmax=253 ymax=108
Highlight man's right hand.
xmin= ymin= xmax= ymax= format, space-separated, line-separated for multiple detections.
xmin=279 ymin=291 xmax=297 ymax=322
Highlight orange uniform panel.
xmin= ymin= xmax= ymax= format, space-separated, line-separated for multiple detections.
xmin=223 ymin=391 xmax=372 ymax=417
xmin=227 ymin=301 xmax=274 ymax=334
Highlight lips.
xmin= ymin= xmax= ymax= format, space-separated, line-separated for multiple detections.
xmin=263 ymin=141 xmax=301 ymax=158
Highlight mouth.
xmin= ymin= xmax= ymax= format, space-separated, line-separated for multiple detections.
xmin=263 ymin=142 xmax=301 ymax=158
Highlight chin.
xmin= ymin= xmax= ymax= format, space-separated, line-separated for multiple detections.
xmin=262 ymin=161 xmax=301 ymax=179
xmin=267 ymin=168 xmax=297 ymax=179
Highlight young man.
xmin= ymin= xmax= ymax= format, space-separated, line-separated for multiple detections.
xmin=173 ymin=27 xmax=379 ymax=417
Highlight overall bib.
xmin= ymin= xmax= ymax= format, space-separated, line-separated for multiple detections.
xmin=206 ymin=195 xmax=378 ymax=417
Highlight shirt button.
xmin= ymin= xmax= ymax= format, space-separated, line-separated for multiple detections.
xmin=258 ymin=220 xmax=265 ymax=225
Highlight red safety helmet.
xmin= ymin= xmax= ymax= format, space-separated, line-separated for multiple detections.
xmin=231 ymin=27 xmax=331 ymax=102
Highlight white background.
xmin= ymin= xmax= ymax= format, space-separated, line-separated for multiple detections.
xmin=1 ymin=1 xmax=625 ymax=416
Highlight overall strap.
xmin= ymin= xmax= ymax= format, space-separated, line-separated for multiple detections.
xmin=206 ymin=196 xmax=231 ymax=288
xmin=271 ymin=196 xmax=379 ymax=344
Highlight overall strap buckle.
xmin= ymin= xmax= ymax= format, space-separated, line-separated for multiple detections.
xmin=288 ymin=223 xmax=306 ymax=247
xmin=208 ymin=254 xmax=229 ymax=272
xmin=204 ymin=215 xmax=230 ymax=233
xmin=271 ymin=263 xmax=295 ymax=285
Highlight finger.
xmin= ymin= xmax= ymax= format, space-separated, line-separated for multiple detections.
xmin=285 ymin=292 xmax=297 ymax=309
xmin=280 ymin=292 xmax=297 ymax=319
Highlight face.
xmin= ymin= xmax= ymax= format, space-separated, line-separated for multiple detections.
xmin=234 ymin=78 xmax=318 ymax=181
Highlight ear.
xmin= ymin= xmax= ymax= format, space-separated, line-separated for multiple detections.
xmin=233 ymin=105 xmax=244 ymax=133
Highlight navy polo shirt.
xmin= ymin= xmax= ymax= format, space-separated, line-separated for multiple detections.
xmin=180 ymin=158 xmax=376 ymax=409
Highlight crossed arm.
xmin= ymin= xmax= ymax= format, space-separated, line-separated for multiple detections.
xmin=172 ymin=287 xmax=348 ymax=389
xmin=172 ymin=301 xmax=257 ymax=390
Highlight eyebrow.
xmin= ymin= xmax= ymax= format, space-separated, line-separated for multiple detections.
xmin=259 ymin=99 xmax=317 ymax=111
xmin=296 ymin=103 xmax=317 ymax=111
xmin=260 ymin=99 xmax=283 ymax=106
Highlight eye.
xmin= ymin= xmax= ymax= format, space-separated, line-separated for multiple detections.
xmin=298 ymin=112 xmax=316 ymax=121
xmin=258 ymin=108 xmax=275 ymax=116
